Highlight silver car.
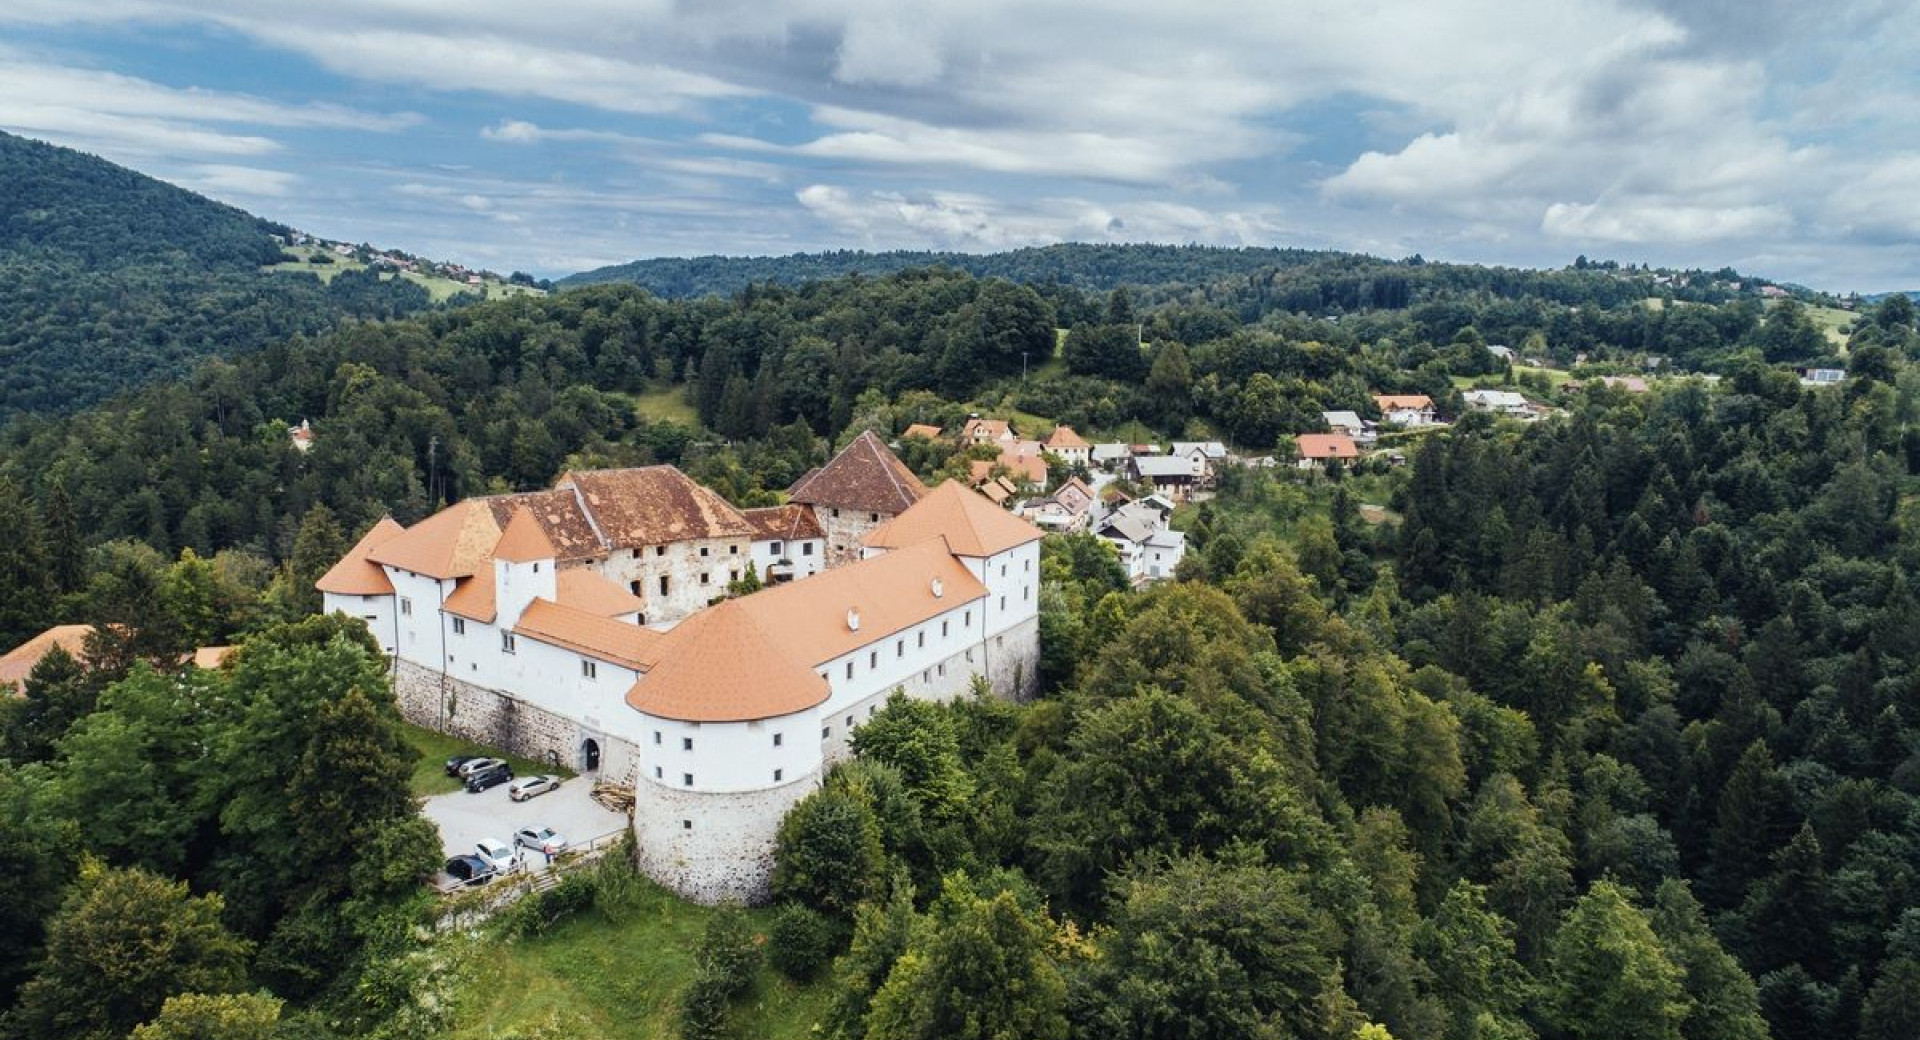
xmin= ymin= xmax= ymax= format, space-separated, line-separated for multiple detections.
xmin=514 ymin=826 xmax=569 ymax=856
xmin=474 ymin=838 xmax=519 ymax=873
xmin=508 ymin=774 xmax=562 ymax=802
xmin=457 ymin=757 xmax=507 ymax=778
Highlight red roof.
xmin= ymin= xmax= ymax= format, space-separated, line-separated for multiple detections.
xmin=788 ymin=430 xmax=927 ymax=515
xmin=1296 ymin=434 xmax=1359 ymax=460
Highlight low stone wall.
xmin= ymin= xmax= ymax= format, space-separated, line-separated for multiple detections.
xmin=391 ymin=659 xmax=636 ymax=783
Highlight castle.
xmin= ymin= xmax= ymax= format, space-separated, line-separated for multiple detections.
xmin=317 ymin=432 xmax=1042 ymax=902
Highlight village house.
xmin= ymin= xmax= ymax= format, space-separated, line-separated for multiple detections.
xmin=1094 ymin=501 xmax=1186 ymax=584
xmin=320 ymin=454 xmax=1042 ymax=904
xmin=1322 ymin=410 xmax=1377 ymax=446
xmin=1294 ymin=433 xmax=1360 ymax=471
xmin=1128 ymin=455 xmax=1197 ymax=501
xmin=962 ymin=417 xmax=1017 ymax=447
xmin=1170 ymin=440 xmax=1230 ymax=484
xmin=1018 ymin=476 xmax=1097 ymax=533
xmin=1091 ymin=443 xmax=1133 ymax=470
xmin=788 ymin=430 xmax=929 ymax=566
xmin=289 ymin=419 xmax=315 ymax=453
xmin=740 ymin=504 xmax=826 ymax=585
xmin=1374 ymin=394 xmax=1440 ymax=427
xmin=1461 ymin=389 xmax=1539 ymax=419
xmin=900 ymin=423 xmax=943 ymax=441
xmin=0 ymin=624 xmax=94 ymax=691
xmin=1042 ymin=425 xmax=1092 ymax=468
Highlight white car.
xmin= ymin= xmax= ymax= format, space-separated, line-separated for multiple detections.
xmin=514 ymin=827 xmax=569 ymax=856
xmin=474 ymin=838 xmax=519 ymax=873
xmin=509 ymin=775 xmax=562 ymax=802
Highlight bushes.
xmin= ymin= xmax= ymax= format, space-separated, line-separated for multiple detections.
xmin=678 ymin=906 xmax=763 ymax=1040
xmin=769 ymin=903 xmax=844 ymax=981
xmin=498 ymin=874 xmax=597 ymax=939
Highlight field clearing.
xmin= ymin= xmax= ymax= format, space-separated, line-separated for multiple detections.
xmin=437 ymin=883 xmax=830 ymax=1040
xmin=266 ymin=245 xmax=545 ymax=302
xmin=631 ymin=386 xmax=699 ymax=425
xmin=1804 ymin=304 xmax=1855 ymax=351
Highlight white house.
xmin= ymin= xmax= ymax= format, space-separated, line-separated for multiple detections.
xmin=1091 ymin=443 xmax=1133 ymax=470
xmin=1322 ymin=411 xmax=1377 ymax=446
xmin=1374 ymin=394 xmax=1440 ymax=427
xmin=1462 ymin=389 xmax=1538 ymax=419
xmin=321 ymin=465 xmax=1040 ymax=905
xmin=1094 ymin=501 xmax=1185 ymax=584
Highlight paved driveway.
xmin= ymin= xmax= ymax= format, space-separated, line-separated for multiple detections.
xmin=421 ymin=774 xmax=626 ymax=877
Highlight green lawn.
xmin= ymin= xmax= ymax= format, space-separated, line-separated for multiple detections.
xmin=401 ymin=722 xmax=574 ymax=798
xmin=1804 ymin=304 xmax=1855 ymax=352
xmin=265 ymin=245 xmax=545 ymax=303
xmin=437 ymin=880 xmax=831 ymax=1040
xmin=631 ymin=386 xmax=699 ymax=426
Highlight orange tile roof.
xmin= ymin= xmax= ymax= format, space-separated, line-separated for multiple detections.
xmin=902 ymin=423 xmax=943 ymax=440
xmin=0 ymin=624 xmax=93 ymax=689
xmin=515 ymin=599 xmax=666 ymax=671
xmin=316 ymin=517 xmax=406 ymax=595
xmin=443 ymin=568 xmax=497 ymax=623
xmin=626 ymin=537 xmax=986 ymax=722
xmin=742 ymin=504 xmax=824 ymax=542
xmin=556 ymin=570 xmax=645 ymax=617
xmin=560 ymin=466 xmax=753 ymax=545
xmin=190 ymin=645 xmax=234 ymax=670
xmin=1044 ymin=425 xmax=1090 ymax=449
xmin=863 ymin=480 xmax=1043 ymax=557
xmin=964 ymin=418 xmax=1012 ymax=440
xmin=1374 ymin=394 xmax=1434 ymax=411
xmin=368 ymin=500 xmax=501 ymax=579
xmin=1296 ymin=433 xmax=1360 ymax=460
xmin=479 ymin=489 xmax=603 ymax=560
xmin=494 ymin=507 xmax=557 ymax=563
xmin=788 ymin=430 xmax=927 ymax=515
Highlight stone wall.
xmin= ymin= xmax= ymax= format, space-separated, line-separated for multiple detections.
xmin=983 ymin=613 xmax=1041 ymax=700
xmin=632 ymin=767 xmax=822 ymax=904
xmin=391 ymin=659 xmax=637 ymax=782
xmin=815 ymin=508 xmax=891 ymax=567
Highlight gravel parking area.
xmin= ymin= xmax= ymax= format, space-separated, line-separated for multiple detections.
xmin=422 ymin=774 xmax=625 ymax=878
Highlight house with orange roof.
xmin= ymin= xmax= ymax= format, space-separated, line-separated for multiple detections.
xmin=961 ymin=416 xmax=1016 ymax=446
xmin=900 ymin=423 xmax=944 ymax=441
xmin=1042 ymin=425 xmax=1091 ymax=467
xmin=318 ymin=450 xmax=1040 ymax=904
xmin=1294 ymin=433 xmax=1360 ymax=470
xmin=0 ymin=624 xmax=94 ymax=692
xmin=1374 ymin=393 xmax=1440 ymax=427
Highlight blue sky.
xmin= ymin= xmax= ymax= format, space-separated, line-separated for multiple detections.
xmin=2 ymin=1 xmax=1917 ymax=289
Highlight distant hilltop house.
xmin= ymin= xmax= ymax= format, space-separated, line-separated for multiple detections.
xmin=1461 ymin=389 xmax=1542 ymax=420
xmin=290 ymin=419 xmax=314 ymax=452
xmin=962 ymin=417 xmax=1017 ymax=447
xmin=0 ymin=624 xmax=94 ymax=691
xmin=1294 ymin=433 xmax=1360 ymax=470
xmin=1487 ymin=344 xmax=1516 ymax=363
xmin=900 ymin=423 xmax=943 ymax=442
xmin=318 ymin=437 xmax=1041 ymax=904
xmin=1373 ymin=394 xmax=1440 ymax=427
xmin=1799 ymin=367 xmax=1846 ymax=387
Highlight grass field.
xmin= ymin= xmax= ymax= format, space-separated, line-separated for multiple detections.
xmin=1804 ymin=304 xmax=1856 ymax=351
xmin=436 ymin=881 xmax=831 ymax=1040
xmin=630 ymin=386 xmax=699 ymax=426
xmin=266 ymin=245 xmax=545 ymax=303
xmin=400 ymin=722 xmax=575 ymax=798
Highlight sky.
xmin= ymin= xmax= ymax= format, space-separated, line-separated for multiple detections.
xmin=2 ymin=1 xmax=1917 ymax=290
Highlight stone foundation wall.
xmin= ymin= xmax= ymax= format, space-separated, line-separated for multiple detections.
xmin=391 ymin=659 xmax=637 ymax=782
xmin=984 ymin=614 xmax=1041 ymax=700
xmin=632 ymin=768 xmax=822 ymax=904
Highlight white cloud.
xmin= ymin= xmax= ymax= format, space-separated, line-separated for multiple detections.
xmin=1541 ymin=200 xmax=1792 ymax=244
xmin=795 ymin=183 xmax=1289 ymax=250
xmin=175 ymin=163 xmax=301 ymax=199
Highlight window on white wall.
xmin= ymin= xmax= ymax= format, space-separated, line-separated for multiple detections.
xmin=774 ymin=769 xmax=783 ymax=782
xmin=682 ymin=737 xmax=693 ymax=751
xmin=452 ymin=617 xmax=465 ymax=635
xmin=773 ymin=732 xmax=783 ymax=747
xmin=682 ymin=773 xmax=693 ymax=786
xmin=803 ymin=543 xmax=814 ymax=556
xmin=700 ymin=572 xmax=710 ymax=585
xmin=941 ymin=620 xmax=949 ymax=638
xmin=400 ymin=598 xmax=413 ymax=616
xmin=500 ymin=632 xmax=516 ymax=654
xmin=682 ymin=819 xmax=692 ymax=830
xmin=653 ymin=731 xmax=662 ymax=745
xmin=581 ymin=659 xmax=597 ymax=679
xmin=917 ymin=631 xmax=925 ymax=648
xmin=845 ymin=661 xmax=854 ymax=680
xmin=822 ymin=725 xmax=831 ymax=739
xmin=655 ymin=766 xmax=662 ymax=779
xmin=699 ymin=546 xmax=709 ymax=557
xmin=770 ymin=541 xmax=782 ymax=555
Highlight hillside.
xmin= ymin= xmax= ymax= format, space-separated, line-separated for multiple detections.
xmin=560 ymin=242 xmax=1344 ymax=295
xmin=0 ymin=131 xmax=435 ymax=419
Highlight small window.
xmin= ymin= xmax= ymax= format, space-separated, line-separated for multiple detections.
xmin=965 ymin=609 xmax=972 ymax=626
xmin=700 ymin=547 xmax=710 ymax=557
xmin=655 ymin=546 xmax=666 ymax=557
xmin=938 ymin=663 xmax=946 ymax=677
xmin=822 ymin=725 xmax=831 ymax=739
xmin=700 ymin=572 xmax=710 ymax=585
xmin=1000 ymin=564 xmax=1007 ymax=577
xmin=629 ymin=580 xmax=642 ymax=595
xmin=400 ymin=597 xmax=413 ymax=616
xmin=941 ymin=620 xmax=949 ymax=638
xmin=654 ymin=731 xmax=662 ymax=745
xmin=729 ymin=545 xmax=739 ymax=555
xmin=659 ymin=575 xmax=670 ymax=596
xmin=846 ymin=714 xmax=853 ymax=727
xmin=1000 ymin=596 xmax=1007 ymax=610
xmin=770 ymin=540 xmax=783 ymax=555
xmin=896 ymin=640 xmax=904 ymax=658
xmin=582 ymin=659 xmax=597 ymax=679
xmin=683 ymin=773 xmax=693 ymax=787
xmin=803 ymin=543 xmax=814 ymax=556
xmin=869 ymin=650 xmax=878 ymax=668
xmin=774 ymin=768 xmax=783 ymax=782
xmin=452 ymin=617 xmax=466 ymax=635
xmin=846 ymin=661 xmax=854 ymax=679
xmin=632 ymin=548 xmax=640 ymax=559
xmin=922 ymin=669 xmax=930 ymax=682
xmin=682 ymin=819 xmax=692 ymax=830
xmin=1024 ymin=585 xmax=1031 ymax=600
xmin=501 ymin=631 xmax=517 ymax=654
xmin=869 ymin=704 xmax=878 ymax=716
xmin=917 ymin=631 xmax=925 ymax=648
xmin=532 ymin=562 xmax=540 ymax=572
xmin=655 ymin=766 xmax=663 ymax=779
xmin=683 ymin=737 xmax=693 ymax=751
xmin=1025 ymin=558 xmax=1031 ymax=572
xmin=729 ymin=570 xmax=739 ymax=582
xmin=831 ymin=508 xmax=840 ymax=518
xmin=869 ymin=512 xmax=879 ymax=522
xmin=773 ymin=732 xmax=783 ymax=747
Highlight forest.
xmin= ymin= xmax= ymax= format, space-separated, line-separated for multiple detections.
xmin=0 ymin=248 xmax=1915 ymax=1039
xmin=0 ymin=131 xmax=438 ymax=419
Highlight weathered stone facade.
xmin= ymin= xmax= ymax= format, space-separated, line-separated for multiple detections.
xmin=633 ymin=767 xmax=821 ymax=904
xmin=815 ymin=507 xmax=895 ymax=567
xmin=582 ymin=534 xmax=752 ymax=625
xmin=392 ymin=659 xmax=637 ymax=780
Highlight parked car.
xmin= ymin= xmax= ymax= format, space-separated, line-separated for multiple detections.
xmin=444 ymin=854 xmax=492 ymax=884
xmin=514 ymin=826 xmax=569 ymax=856
xmin=474 ymin=838 xmax=519 ymax=874
xmin=456 ymin=756 xmax=506 ymax=778
xmin=444 ymin=754 xmax=484 ymax=777
xmin=465 ymin=763 xmax=513 ymax=792
xmin=508 ymin=775 xmax=562 ymax=802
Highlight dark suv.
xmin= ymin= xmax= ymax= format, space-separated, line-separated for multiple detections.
xmin=465 ymin=762 xmax=513 ymax=793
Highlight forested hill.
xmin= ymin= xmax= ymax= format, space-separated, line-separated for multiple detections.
xmin=560 ymin=243 xmax=1346 ymax=295
xmin=0 ymin=131 xmax=433 ymax=420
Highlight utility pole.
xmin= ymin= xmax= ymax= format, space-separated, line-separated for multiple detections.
xmin=1022 ymin=351 xmax=1028 ymax=382
xmin=427 ymin=435 xmax=439 ymax=505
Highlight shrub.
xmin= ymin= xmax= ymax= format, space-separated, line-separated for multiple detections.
xmin=677 ymin=970 xmax=733 ymax=1040
xmin=692 ymin=905 xmax=762 ymax=993
xmin=768 ymin=902 xmax=845 ymax=981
